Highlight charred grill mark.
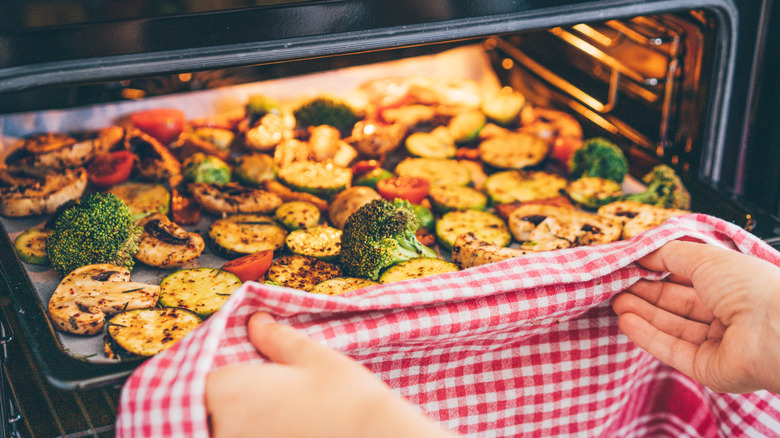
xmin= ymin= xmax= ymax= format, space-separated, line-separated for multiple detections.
xmin=144 ymin=219 xmax=190 ymax=244
xmin=92 ymin=271 xmax=121 ymax=281
xmin=522 ymin=215 xmax=547 ymax=226
xmin=615 ymin=211 xmax=639 ymax=219
xmin=581 ymin=224 xmax=601 ymax=234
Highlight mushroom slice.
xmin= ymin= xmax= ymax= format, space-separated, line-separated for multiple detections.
xmin=508 ymin=204 xmax=622 ymax=251
xmin=348 ymin=120 xmax=407 ymax=158
xmin=48 ymin=264 xmax=160 ymax=335
xmin=125 ymin=129 xmax=181 ymax=181
xmin=598 ymin=200 xmax=688 ymax=239
xmin=0 ymin=166 xmax=87 ymax=217
xmin=31 ymin=126 xmax=124 ymax=169
xmin=452 ymin=232 xmax=529 ymax=270
xmin=189 ymin=182 xmax=282 ymax=215
xmin=135 ymin=213 xmax=205 ymax=268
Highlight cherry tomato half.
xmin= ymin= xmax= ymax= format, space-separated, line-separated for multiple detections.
xmin=552 ymin=136 xmax=583 ymax=168
xmin=351 ymin=160 xmax=381 ymax=177
xmin=130 ymin=108 xmax=186 ymax=145
xmin=376 ymin=176 xmax=430 ymax=204
xmin=87 ymin=150 xmax=136 ymax=188
xmin=221 ymin=250 xmax=274 ymax=283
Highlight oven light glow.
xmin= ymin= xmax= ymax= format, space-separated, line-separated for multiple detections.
xmin=178 ymin=73 xmax=193 ymax=82
xmin=502 ymin=58 xmax=514 ymax=70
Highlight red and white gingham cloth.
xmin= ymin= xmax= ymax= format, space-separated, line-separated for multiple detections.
xmin=116 ymin=214 xmax=780 ymax=437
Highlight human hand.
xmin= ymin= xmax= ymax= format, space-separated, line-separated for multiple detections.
xmin=612 ymin=240 xmax=780 ymax=394
xmin=206 ymin=312 xmax=457 ymax=438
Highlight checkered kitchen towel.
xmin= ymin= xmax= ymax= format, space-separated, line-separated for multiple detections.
xmin=116 ymin=214 xmax=780 ymax=437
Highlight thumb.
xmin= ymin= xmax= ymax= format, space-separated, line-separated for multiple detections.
xmin=246 ymin=311 xmax=324 ymax=366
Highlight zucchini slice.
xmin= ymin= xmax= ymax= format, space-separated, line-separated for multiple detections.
xmin=14 ymin=226 xmax=51 ymax=265
xmin=285 ymin=226 xmax=342 ymax=262
xmin=436 ymin=210 xmax=511 ymax=250
xmin=309 ymin=277 xmax=379 ymax=295
xmin=378 ymin=257 xmax=459 ymax=283
xmin=481 ymin=88 xmax=526 ymax=126
xmin=447 ymin=110 xmax=487 ymax=143
xmin=208 ymin=214 xmax=287 ymax=258
xmin=234 ymin=152 xmax=276 ymax=188
xmin=106 ymin=307 xmax=202 ymax=358
xmin=405 ymin=131 xmax=456 ymax=159
xmin=109 ymin=182 xmax=170 ymax=222
xmin=428 ymin=185 xmax=487 ymax=213
xmin=266 ymin=255 xmax=341 ymax=292
xmin=275 ymin=201 xmax=321 ymax=230
xmin=394 ymin=158 xmax=472 ymax=187
xmin=159 ymin=267 xmax=242 ymax=318
xmin=484 ymin=170 xmax=567 ymax=204
xmin=565 ymin=177 xmax=623 ymax=209
xmin=277 ymin=161 xmax=352 ymax=198
xmin=478 ymin=132 xmax=548 ymax=169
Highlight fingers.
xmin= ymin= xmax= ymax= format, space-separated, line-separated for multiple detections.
xmin=625 ymin=279 xmax=714 ymax=323
xmin=247 ymin=311 xmax=329 ymax=366
xmin=616 ymin=312 xmax=699 ymax=379
xmin=612 ymin=292 xmax=713 ymax=344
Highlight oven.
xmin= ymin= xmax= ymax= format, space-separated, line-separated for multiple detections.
xmin=0 ymin=0 xmax=778 ymax=436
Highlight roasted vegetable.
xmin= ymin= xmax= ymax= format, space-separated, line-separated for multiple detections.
xmin=245 ymin=94 xmax=282 ymax=125
xmin=620 ymin=164 xmax=691 ymax=210
xmin=293 ymin=97 xmax=360 ymax=136
xmin=46 ymin=193 xmax=142 ymax=276
xmin=567 ymin=137 xmax=628 ymax=183
xmin=340 ymin=199 xmax=437 ymax=280
xmin=565 ymin=177 xmax=623 ymax=209
xmin=182 ymin=152 xmax=232 ymax=184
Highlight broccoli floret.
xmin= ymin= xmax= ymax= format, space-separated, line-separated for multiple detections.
xmin=46 ymin=192 xmax=142 ymax=276
xmin=293 ymin=97 xmax=360 ymax=137
xmin=245 ymin=94 xmax=281 ymax=125
xmin=340 ymin=199 xmax=437 ymax=280
xmin=621 ymin=164 xmax=691 ymax=209
xmin=568 ymin=137 xmax=629 ymax=183
xmin=393 ymin=199 xmax=435 ymax=231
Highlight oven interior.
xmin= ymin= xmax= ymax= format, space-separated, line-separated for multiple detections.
xmin=0 ymin=3 xmax=778 ymax=436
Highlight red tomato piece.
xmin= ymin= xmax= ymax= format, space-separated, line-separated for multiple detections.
xmin=130 ymin=108 xmax=186 ymax=145
xmin=552 ymin=136 xmax=583 ymax=168
xmin=87 ymin=150 xmax=136 ymax=188
xmin=376 ymin=176 xmax=430 ymax=204
xmin=221 ymin=250 xmax=274 ymax=283
xmin=351 ymin=160 xmax=381 ymax=177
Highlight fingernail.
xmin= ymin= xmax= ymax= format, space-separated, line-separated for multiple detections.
xmin=249 ymin=311 xmax=276 ymax=327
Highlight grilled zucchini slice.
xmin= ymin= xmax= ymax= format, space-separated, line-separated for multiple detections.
xmin=484 ymin=170 xmax=567 ymax=204
xmin=565 ymin=177 xmax=623 ymax=209
xmin=481 ymin=88 xmax=526 ymax=126
xmin=447 ymin=110 xmax=486 ymax=143
xmin=285 ymin=226 xmax=342 ymax=262
xmin=159 ymin=267 xmax=242 ymax=318
xmin=208 ymin=214 xmax=287 ymax=258
xmin=277 ymin=161 xmax=352 ymax=198
xmin=394 ymin=158 xmax=472 ymax=187
xmin=436 ymin=210 xmax=511 ymax=250
xmin=106 ymin=307 xmax=202 ymax=358
xmin=478 ymin=132 xmax=548 ymax=169
xmin=234 ymin=152 xmax=276 ymax=187
xmin=266 ymin=255 xmax=341 ymax=291
xmin=309 ymin=277 xmax=379 ymax=295
xmin=109 ymin=182 xmax=170 ymax=221
xmin=378 ymin=257 xmax=459 ymax=283
xmin=405 ymin=131 xmax=456 ymax=159
xmin=275 ymin=201 xmax=321 ymax=230
xmin=428 ymin=185 xmax=487 ymax=213
xmin=14 ymin=226 xmax=51 ymax=265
